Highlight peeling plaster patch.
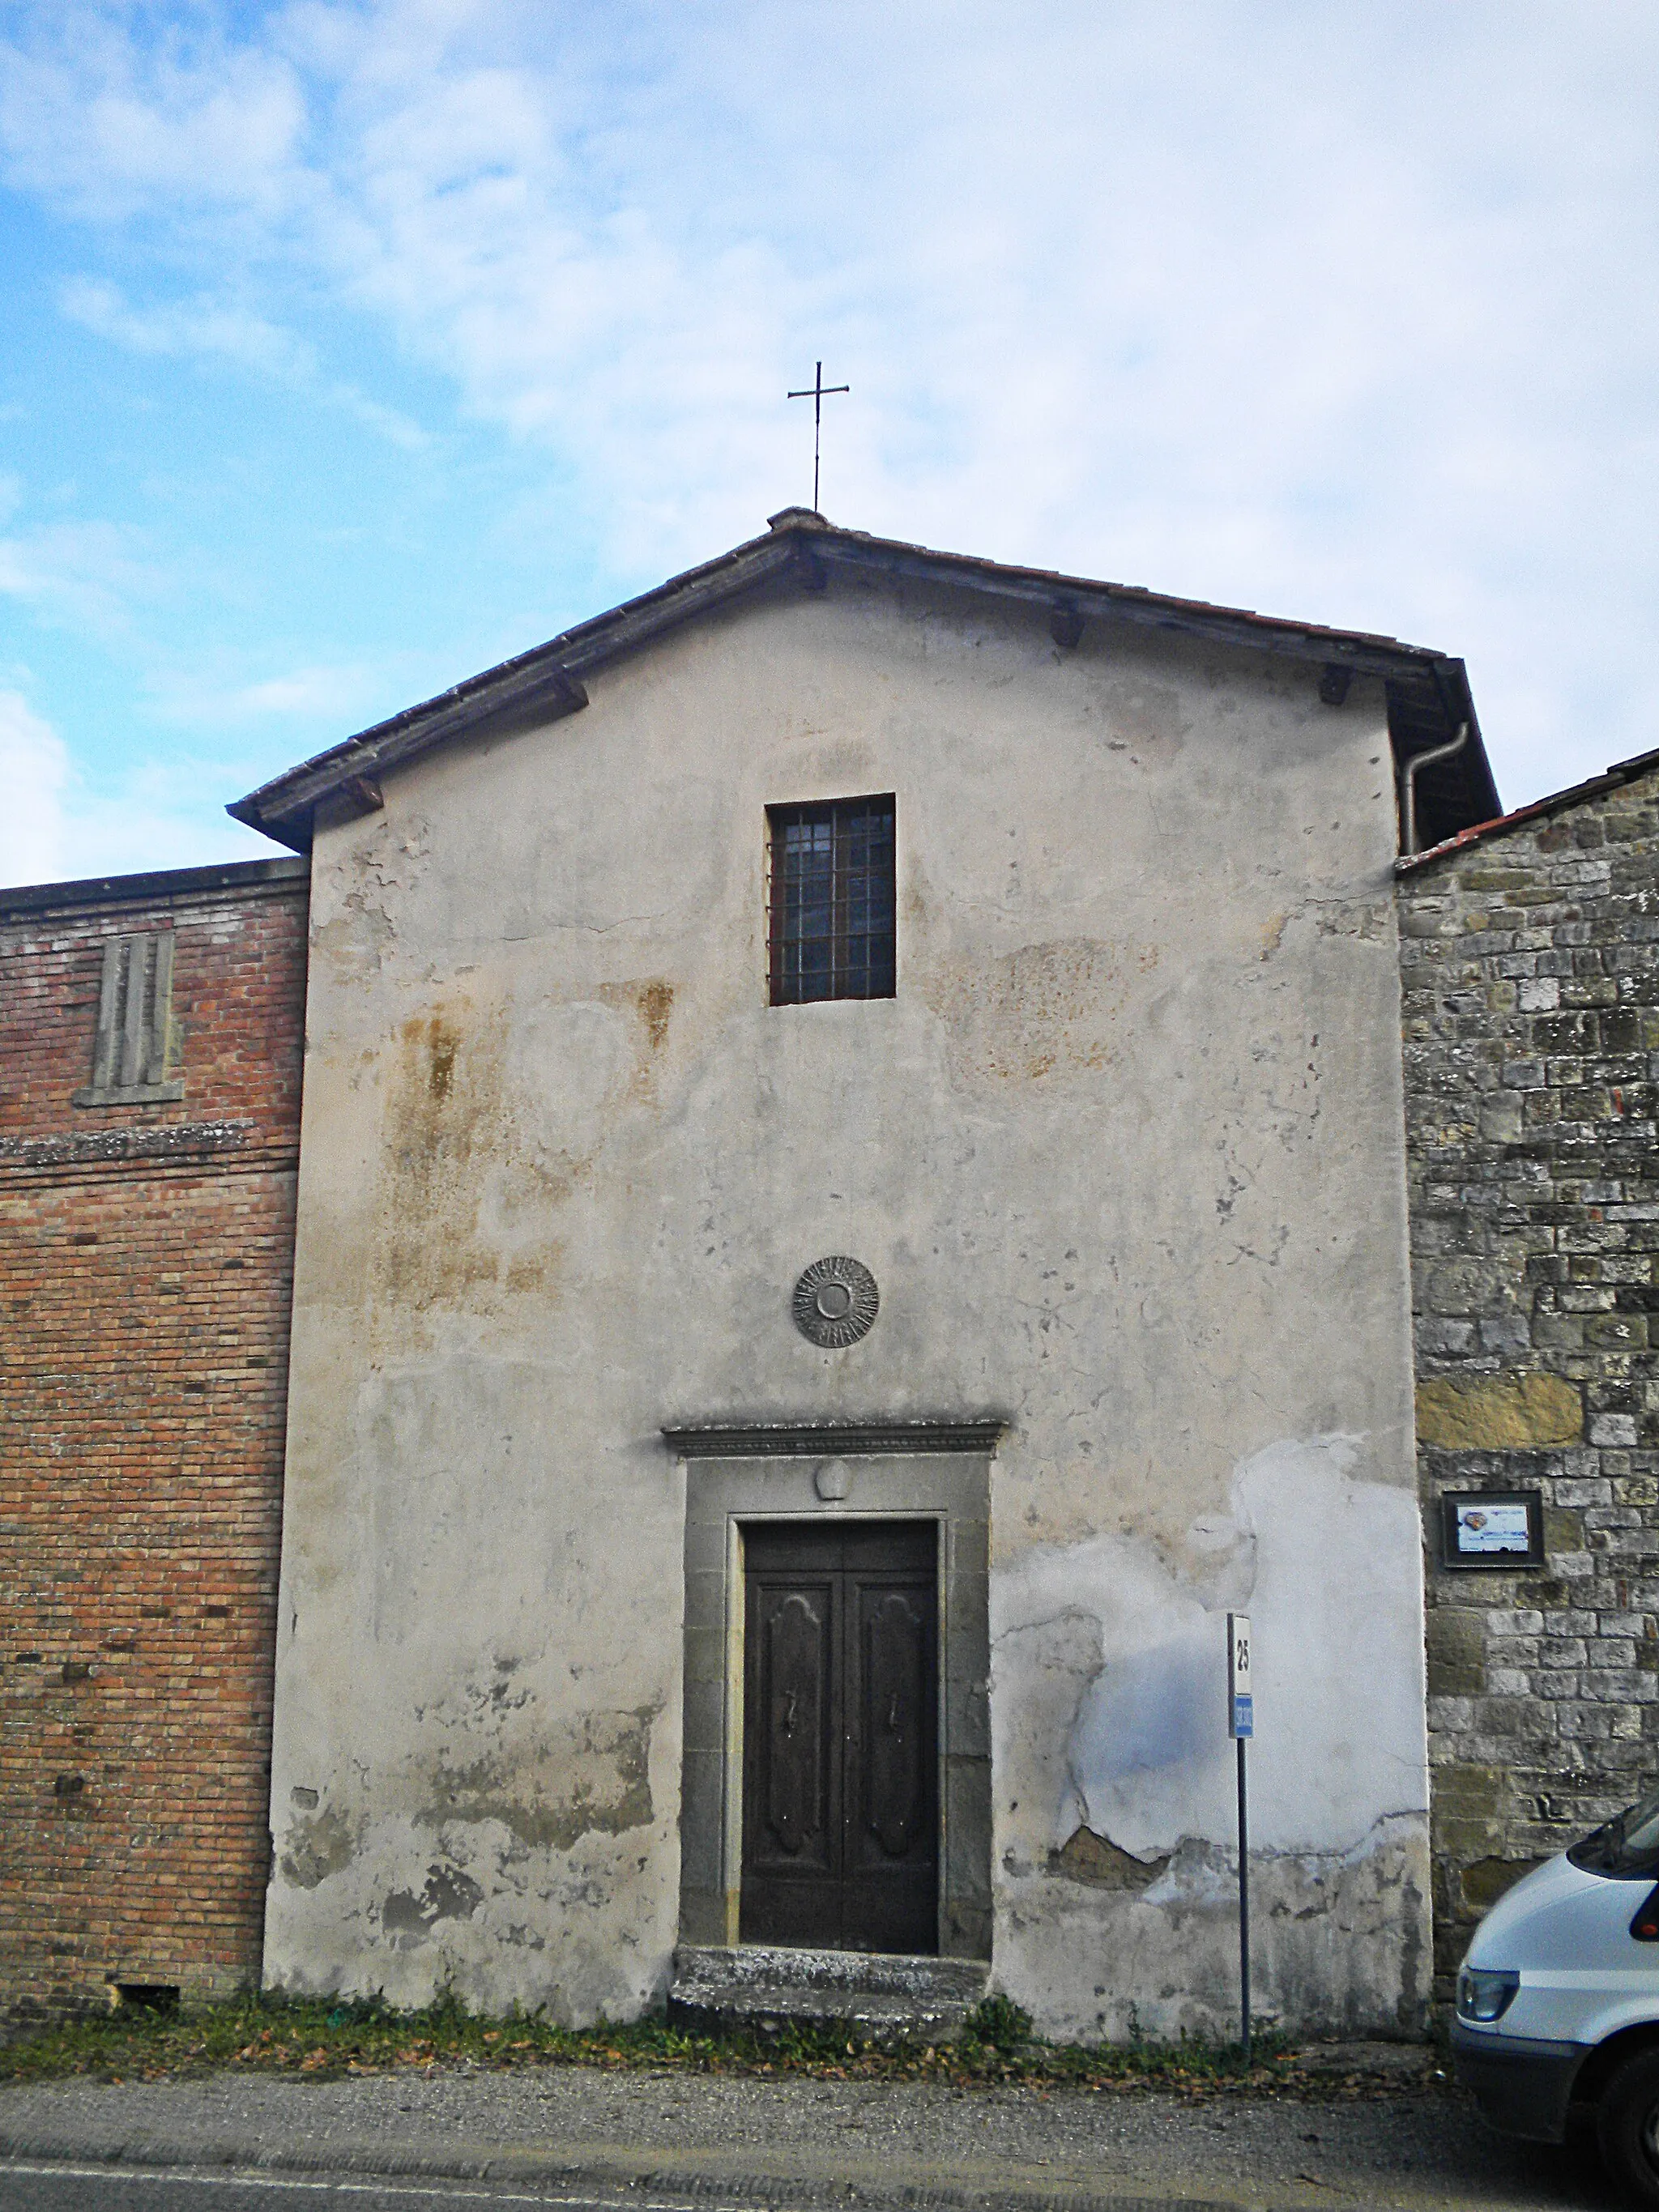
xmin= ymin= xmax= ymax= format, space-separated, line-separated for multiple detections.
xmin=279 ymin=1805 xmax=355 ymax=1890
xmin=313 ymin=893 xmax=393 ymax=985
xmin=313 ymin=815 xmax=432 ymax=984
xmin=418 ymin=1706 xmax=657 ymax=1851
xmin=1003 ymin=1815 xmax=1431 ymax=2043
xmin=381 ymin=1863 xmax=484 ymax=1948
xmin=1312 ymin=898 xmax=1388 ymax=944
xmin=992 ymin=1435 xmax=1427 ymax=1869
xmin=1051 ymin=1827 xmax=1171 ymax=1889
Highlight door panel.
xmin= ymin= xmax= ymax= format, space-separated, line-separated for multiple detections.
xmin=842 ymin=1573 xmax=936 ymax=1952
xmin=763 ymin=1592 xmax=829 ymax=1857
xmin=864 ymin=1589 xmax=928 ymax=1856
xmin=742 ymin=1567 xmax=839 ymax=1945
xmin=740 ymin=1522 xmax=937 ymax=1954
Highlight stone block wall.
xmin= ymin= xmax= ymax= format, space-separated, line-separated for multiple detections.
xmin=1399 ymin=759 xmax=1659 ymax=1997
xmin=0 ymin=858 xmax=308 ymax=2030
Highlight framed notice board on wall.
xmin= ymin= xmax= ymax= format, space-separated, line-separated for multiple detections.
xmin=1440 ymin=1490 xmax=1545 ymax=1571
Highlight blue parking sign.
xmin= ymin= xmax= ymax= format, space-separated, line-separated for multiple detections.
xmin=1228 ymin=1613 xmax=1253 ymax=1739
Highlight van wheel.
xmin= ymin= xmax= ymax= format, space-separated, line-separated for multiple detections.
xmin=1597 ymin=2050 xmax=1659 ymax=2205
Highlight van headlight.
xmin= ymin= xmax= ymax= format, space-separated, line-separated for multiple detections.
xmin=1457 ymin=1967 xmax=1520 ymax=2022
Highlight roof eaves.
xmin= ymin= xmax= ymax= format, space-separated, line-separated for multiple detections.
xmin=813 ymin=532 xmax=1495 ymax=837
xmin=1395 ymin=744 xmax=1659 ymax=876
xmin=810 ymin=529 xmax=1437 ymax=672
xmin=228 ymin=525 xmax=804 ymax=848
xmin=228 ymin=512 xmax=1491 ymax=850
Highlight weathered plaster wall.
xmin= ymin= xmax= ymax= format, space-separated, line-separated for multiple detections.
xmin=1400 ymin=766 xmax=1659 ymax=2001
xmin=266 ymin=564 xmax=1427 ymax=2036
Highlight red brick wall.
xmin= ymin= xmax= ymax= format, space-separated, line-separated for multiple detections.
xmin=0 ymin=858 xmax=309 ymax=2028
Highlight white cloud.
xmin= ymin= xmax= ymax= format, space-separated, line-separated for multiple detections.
xmin=0 ymin=8 xmax=305 ymax=221
xmin=1 ymin=0 xmax=1657 ymax=805
xmin=0 ymin=687 xmax=281 ymax=888
xmin=148 ymin=660 xmax=386 ymax=727
xmin=61 ymin=275 xmax=317 ymax=379
xmin=0 ymin=517 xmax=161 ymax=639
xmin=0 ymin=689 xmax=70 ymax=884
xmin=59 ymin=276 xmax=429 ymax=448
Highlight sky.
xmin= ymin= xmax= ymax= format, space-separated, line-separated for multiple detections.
xmin=1 ymin=0 xmax=1656 ymax=887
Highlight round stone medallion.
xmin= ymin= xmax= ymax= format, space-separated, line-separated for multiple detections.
xmin=792 ymin=1255 xmax=880 ymax=1349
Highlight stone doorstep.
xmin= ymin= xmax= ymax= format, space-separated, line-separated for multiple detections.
xmin=668 ymin=1946 xmax=990 ymax=2039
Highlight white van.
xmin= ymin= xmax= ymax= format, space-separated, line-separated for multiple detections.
xmin=1455 ymin=1787 xmax=1659 ymax=2203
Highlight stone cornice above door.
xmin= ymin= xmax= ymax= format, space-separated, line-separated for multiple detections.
xmin=660 ymin=1418 xmax=1007 ymax=1459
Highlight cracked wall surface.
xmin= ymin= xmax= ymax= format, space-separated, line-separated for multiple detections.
xmin=266 ymin=565 xmax=1426 ymax=2032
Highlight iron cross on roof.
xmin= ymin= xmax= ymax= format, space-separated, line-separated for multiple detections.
xmin=787 ymin=361 xmax=850 ymax=514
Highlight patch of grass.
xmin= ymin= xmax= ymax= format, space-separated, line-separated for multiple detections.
xmin=963 ymin=1993 xmax=1034 ymax=2053
xmin=0 ymin=1988 xmax=1434 ymax=2102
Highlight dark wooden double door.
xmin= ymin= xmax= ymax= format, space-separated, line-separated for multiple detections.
xmin=740 ymin=1522 xmax=937 ymax=1954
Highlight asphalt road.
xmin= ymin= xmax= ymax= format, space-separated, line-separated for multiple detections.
xmin=0 ymin=2171 xmax=692 ymax=2210
xmin=0 ymin=2152 xmax=1625 ymax=2212
xmin=0 ymin=2058 xmax=1627 ymax=2212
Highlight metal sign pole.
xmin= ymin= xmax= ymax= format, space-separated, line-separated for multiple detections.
xmin=1227 ymin=1613 xmax=1253 ymax=2064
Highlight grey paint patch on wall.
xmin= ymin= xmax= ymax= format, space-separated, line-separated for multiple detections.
xmin=382 ymin=1865 xmax=484 ymax=1947
xmin=1071 ymin=1637 xmax=1215 ymax=1784
xmin=418 ymin=1707 xmax=656 ymax=1852
xmin=279 ymin=1806 xmax=354 ymax=1891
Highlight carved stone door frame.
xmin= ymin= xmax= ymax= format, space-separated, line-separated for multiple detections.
xmin=664 ymin=1421 xmax=999 ymax=1961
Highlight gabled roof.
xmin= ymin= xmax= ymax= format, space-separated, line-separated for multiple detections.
xmin=1397 ymin=744 xmax=1659 ymax=875
xmin=228 ymin=509 xmax=1499 ymax=853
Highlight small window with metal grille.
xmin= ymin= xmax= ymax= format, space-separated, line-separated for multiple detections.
xmin=766 ymin=796 xmax=896 ymax=1006
xmin=74 ymin=932 xmax=184 ymax=1106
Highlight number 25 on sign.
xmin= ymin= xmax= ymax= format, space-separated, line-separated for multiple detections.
xmin=1229 ymin=1613 xmax=1252 ymax=1738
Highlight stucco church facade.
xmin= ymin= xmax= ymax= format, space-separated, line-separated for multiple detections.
xmin=210 ymin=509 xmax=1496 ymax=2040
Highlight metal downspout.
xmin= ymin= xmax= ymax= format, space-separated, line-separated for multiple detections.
xmin=1401 ymin=723 xmax=1469 ymax=857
